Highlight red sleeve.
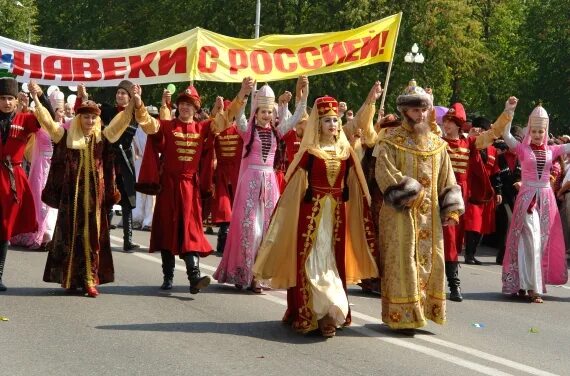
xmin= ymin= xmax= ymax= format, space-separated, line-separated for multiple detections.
xmin=74 ymin=96 xmax=83 ymax=114
xmin=23 ymin=113 xmax=40 ymax=133
xmin=296 ymin=150 xmax=310 ymax=170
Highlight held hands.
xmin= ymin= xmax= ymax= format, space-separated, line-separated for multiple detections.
xmin=278 ymin=91 xmax=292 ymax=104
xmin=77 ymin=83 xmax=88 ymax=100
xmin=162 ymin=89 xmax=172 ymax=107
xmin=496 ymin=194 xmax=503 ymax=205
xmin=367 ymin=81 xmax=383 ymax=103
xmin=132 ymin=84 xmax=143 ymax=108
xmin=212 ymin=96 xmax=224 ymax=116
xmin=505 ymin=96 xmax=518 ymax=112
xmin=239 ymin=76 xmax=255 ymax=99
xmin=297 ymin=75 xmax=309 ymax=100
xmin=28 ymin=81 xmax=42 ymax=100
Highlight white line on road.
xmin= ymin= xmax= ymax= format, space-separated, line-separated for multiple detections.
xmin=109 ymin=237 xmax=559 ymax=376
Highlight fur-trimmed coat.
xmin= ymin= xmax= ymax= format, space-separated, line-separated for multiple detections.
xmin=374 ymin=123 xmax=464 ymax=329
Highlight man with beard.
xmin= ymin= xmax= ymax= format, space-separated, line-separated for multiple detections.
xmin=375 ymin=80 xmax=464 ymax=330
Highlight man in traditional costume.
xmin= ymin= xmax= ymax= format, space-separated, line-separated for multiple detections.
xmin=253 ymin=84 xmax=380 ymax=337
xmin=134 ymin=85 xmax=215 ymax=294
xmin=440 ymin=101 xmax=515 ymax=300
xmin=374 ymin=81 xmax=464 ymax=330
xmin=30 ymin=81 xmax=131 ymax=297
xmin=0 ymin=77 xmax=43 ymax=291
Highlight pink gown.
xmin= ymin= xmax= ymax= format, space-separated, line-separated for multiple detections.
xmin=502 ymin=139 xmax=569 ymax=294
xmin=11 ymin=128 xmax=58 ymax=249
xmin=214 ymin=100 xmax=306 ymax=286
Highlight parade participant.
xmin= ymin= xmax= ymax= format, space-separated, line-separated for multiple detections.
xmin=463 ymin=116 xmax=502 ymax=265
xmin=375 ymin=81 xmax=464 ymax=330
xmin=63 ymin=102 xmax=74 ymax=122
xmin=357 ymin=111 xmax=401 ymax=294
xmin=30 ymin=81 xmax=131 ymax=298
xmin=213 ymin=76 xmax=308 ymax=293
xmin=253 ymin=86 xmax=381 ymax=338
xmin=134 ymin=84 xmax=215 ymax=294
xmin=210 ymin=99 xmax=244 ymax=253
xmin=440 ymin=101 xmax=515 ymax=300
xmin=0 ymin=78 xmax=42 ymax=291
xmin=79 ymin=81 xmax=140 ymax=252
xmin=501 ymin=104 xmax=569 ymax=303
xmin=493 ymin=139 xmax=521 ymax=265
xmin=10 ymin=90 xmax=64 ymax=250
xmin=131 ymin=106 xmax=157 ymax=231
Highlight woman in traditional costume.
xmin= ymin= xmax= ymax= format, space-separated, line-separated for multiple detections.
xmin=501 ymin=104 xmax=569 ymax=303
xmin=213 ymin=76 xmax=308 ymax=293
xmin=30 ymin=83 xmax=131 ymax=298
xmin=253 ymin=85 xmax=381 ymax=338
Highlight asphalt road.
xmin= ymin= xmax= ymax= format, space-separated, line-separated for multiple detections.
xmin=1 ymin=224 xmax=569 ymax=376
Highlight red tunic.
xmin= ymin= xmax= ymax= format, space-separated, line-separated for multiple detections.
xmin=0 ymin=112 xmax=39 ymax=241
xmin=442 ymin=136 xmax=471 ymax=261
xmin=145 ymin=118 xmax=214 ymax=256
xmin=464 ymin=145 xmax=497 ymax=234
xmin=211 ymin=124 xmax=243 ymax=223
xmin=282 ymin=129 xmax=301 ymax=166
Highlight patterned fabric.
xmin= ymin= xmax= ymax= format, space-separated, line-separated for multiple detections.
xmin=375 ymin=123 xmax=463 ymax=329
xmin=502 ymin=142 xmax=568 ymax=293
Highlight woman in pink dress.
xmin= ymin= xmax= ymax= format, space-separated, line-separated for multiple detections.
xmin=501 ymin=103 xmax=570 ymax=303
xmin=214 ymin=76 xmax=308 ymax=293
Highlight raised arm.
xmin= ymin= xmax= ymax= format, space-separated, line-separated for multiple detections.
xmin=277 ymin=76 xmax=308 ymax=136
xmin=344 ymin=81 xmax=382 ymax=146
xmin=132 ymin=84 xmax=160 ymax=135
xmin=29 ymin=83 xmax=64 ymax=143
xmin=102 ymin=99 xmax=135 ymax=142
xmin=475 ymin=96 xmax=518 ymax=149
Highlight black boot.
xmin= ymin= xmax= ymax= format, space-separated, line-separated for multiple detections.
xmin=464 ymin=231 xmax=482 ymax=265
xmin=445 ymin=261 xmax=463 ymax=302
xmin=216 ymin=222 xmax=229 ymax=253
xmin=183 ymin=252 xmax=211 ymax=294
xmin=122 ymin=206 xmax=139 ymax=253
xmin=160 ymin=251 xmax=175 ymax=290
xmin=0 ymin=241 xmax=8 ymax=291
xmin=496 ymin=247 xmax=505 ymax=265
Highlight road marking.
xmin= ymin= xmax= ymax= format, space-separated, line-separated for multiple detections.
xmin=110 ymin=236 xmax=560 ymax=376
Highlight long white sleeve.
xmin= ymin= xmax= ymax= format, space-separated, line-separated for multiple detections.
xmin=502 ymin=120 xmax=519 ymax=149
xmin=236 ymin=104 xmax=248 ymax=132
xmin=277 ymin=98 xmax=307 ymax=136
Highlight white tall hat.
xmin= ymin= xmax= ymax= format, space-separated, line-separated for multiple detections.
xmin=528 ymin=104 xmax=548 ymax=128
xmin=253 ymin=83 xmax=275 ymax=112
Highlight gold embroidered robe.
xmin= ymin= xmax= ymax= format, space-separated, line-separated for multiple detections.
xmin=375 ymin=123 xmax=463 ymax=329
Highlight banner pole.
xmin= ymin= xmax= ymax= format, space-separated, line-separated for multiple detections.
xmin=251 ymin=0 xmax=261 ymax=111
xmin=379 ymin=12 xmax=403 ymax=116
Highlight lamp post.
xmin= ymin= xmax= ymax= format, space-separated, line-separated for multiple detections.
xmin=15 ymin=1 xmax=31 ymax=44
xmin=404 ymin=43 xmax=425 ymax=78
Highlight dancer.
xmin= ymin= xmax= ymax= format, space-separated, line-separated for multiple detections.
xmin=501 ymin=104 xmax=569 ymax=303
xmin=253 ymin=85 xmax=381 ymax=337
xmin=30 ymin=82 xmax=131 ymax=297
xmin=213 ymin=76 xmax=308 ymax=293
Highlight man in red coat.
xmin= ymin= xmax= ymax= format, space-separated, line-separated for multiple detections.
xmin=0 ymin=77 xmax=40 ymax=291
xmin=134 ymin=85 xmax=214 ymax=294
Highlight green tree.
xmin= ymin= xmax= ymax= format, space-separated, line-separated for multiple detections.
xmin=0 ymin=0 xmax=39 ymax=43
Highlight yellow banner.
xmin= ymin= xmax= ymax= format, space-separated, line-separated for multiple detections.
xmin=192 ymin=13 xmax=401 ymax=82
xmin=0 ymin=13 xmax=401 ymax=86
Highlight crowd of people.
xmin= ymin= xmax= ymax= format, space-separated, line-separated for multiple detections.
xmin=0 ymin=73 xmax=568 ymax=337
